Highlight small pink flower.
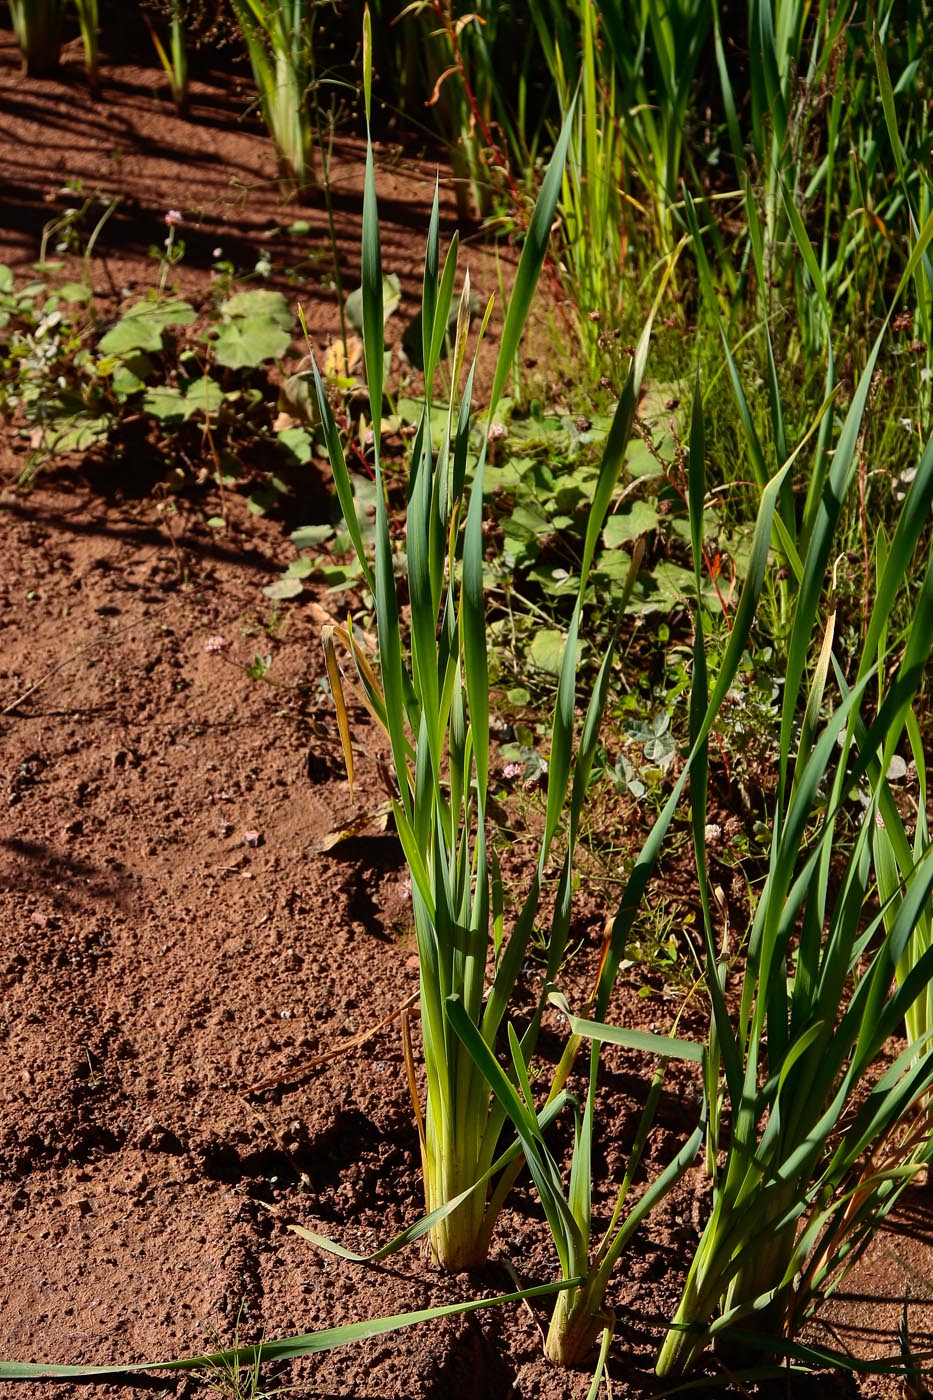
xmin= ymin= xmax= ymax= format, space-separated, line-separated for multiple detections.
xmin=502 ymin=761 xmax=523 ymax=780
xmin=165 ymin=209 xmax=183 ymax=227
xmin=487 ymin=421 xmax=507 ymax=443
xmin=203 ymin=634 xmax=228 ymax=655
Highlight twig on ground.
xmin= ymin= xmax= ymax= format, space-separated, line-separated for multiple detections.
xmin=1 ymin=620 xmax=140 ymax=716
xmin=243 ymin=991 xmax=419 ymax=1095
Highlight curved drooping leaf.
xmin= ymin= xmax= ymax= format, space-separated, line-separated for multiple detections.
xmin=0 ymin=1280 xmax=580 ymax=1382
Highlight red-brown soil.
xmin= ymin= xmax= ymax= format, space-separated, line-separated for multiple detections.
xmin=1 ymin=25 xmax=932 ymax=1400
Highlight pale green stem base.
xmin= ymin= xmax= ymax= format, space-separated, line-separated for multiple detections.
xmin=544 ymin=1282 xmax=609 ymax=1368
xmin=656 ymin=1207 xmax=797 ymax=1378
xmin=424 ymin=1144 xmax=490 ymax=1272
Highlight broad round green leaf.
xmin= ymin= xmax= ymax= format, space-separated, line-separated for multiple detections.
xmin=529 ymin=628 xmax=578 ymax=675
xmin=184 ymin=376 xmax=224 ymax=416
xmin=142 ymin=386 xmax=189 ymax=421
xmin=213 ymin=317 xmax=292 ymax=368
xmin=603 ymin=500 xmax=660 ymax=546
xmin=220 ymin=289 xmax=292 ymax=330
xmin=263 ymin=577 xmax=304 ymax=600
xmin=98 ymin=299 xmax=196 ymax=355
xmin=283 ymin=558 xmax=315 ymax=579
xmin=291 ymin=524 xmax=333 ymax=548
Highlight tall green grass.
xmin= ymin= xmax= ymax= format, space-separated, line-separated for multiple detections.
xmin=656 ymin=214 xmax=933 ymax=1380
xmin=706 ymin=2 xmax=930 ymax=365
xmin=316 ymin=17 xmax=599 ymax=1269
xmin=533 ymin=0 xmax=627 ymax=356
xmin=873 ymin=712 xmax=933 ymax=1059
xmin=10 ymin=0 xmax=101 ymax=87
xmin=359 ymin=0 xmax=546 ymax=220
xmin=145 ymin=0 xmax=189 ymax=116
xmin=414 ymin=1 xmax=931 ymax=381
xmin=228 ymin=0 xmax=317 ymax=188
xmin=447 ymin=368 xmax=830 ymax=1370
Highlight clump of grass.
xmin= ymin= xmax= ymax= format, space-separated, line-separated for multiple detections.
xmin=657 ymin=216 xmax=933 ymax=1381
xmin=227 ymin=0 xmax=318 ymax=189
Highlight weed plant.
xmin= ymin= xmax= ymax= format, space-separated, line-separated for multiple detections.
xmin=0 ymin=246 xmax=309 ymax=504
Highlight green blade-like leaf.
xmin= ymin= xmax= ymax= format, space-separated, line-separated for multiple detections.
xmin=548 ymin=990 xmax=704 ymax=1062
xmin=361 ymin=121 xmax=384 ymax=457
xmin=309 ymin=350 xmax=375 ymax=595
xmin=487 ymin=94 xmax=577 ymax=421
xmin=447 ymin=995 xmax=584 ymax=1277
xmin=0 ymin=1281 xmax=583 ymax=1382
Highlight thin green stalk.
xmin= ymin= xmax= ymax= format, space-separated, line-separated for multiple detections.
xmin=9 ymin=0 xmax=64 ymax=76
xmin=144 ymin=2 xmax=189 ymax=115
xmin=74 ymin=0 xmax=99 ymax=90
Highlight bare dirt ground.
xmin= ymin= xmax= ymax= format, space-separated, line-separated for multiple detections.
xmin=1 ymin=23 xmax=932 ymax=1400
